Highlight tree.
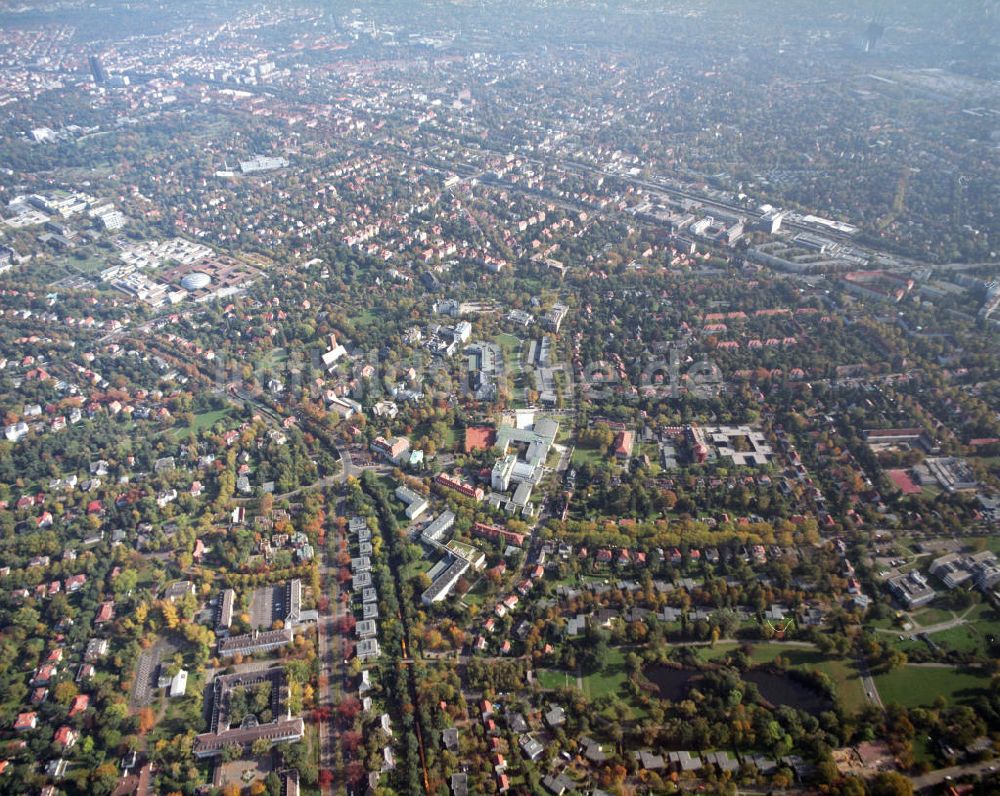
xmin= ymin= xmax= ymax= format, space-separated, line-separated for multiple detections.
xmin=138 ymin=707 xmax=156 ymax=734
xmin=53 ymin=680 xmax=78 ymax=705
xmin=90 ymin=762 xmax=120 ymax=795
xmin=580 ymin=627 xmax=610 ymax=674
xmin=251 ymin=737 xmax=272 ymax=758
xmin=870 ymin=772 xmax=914 ymax=796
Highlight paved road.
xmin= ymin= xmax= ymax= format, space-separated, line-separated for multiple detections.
xmin=316 ymin=517 xmax=340 ymax=795
xmin=857 ymin=658 xmax=884 ymax=709
xmin=672 ymin=638 xmax=816 ymax=650
xmin=912 ymin=759 xmax=998 ymax=790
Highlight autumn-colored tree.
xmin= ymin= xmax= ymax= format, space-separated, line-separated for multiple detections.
xmin=337 ymin=695 xmax=361 ymax=723
xmin=160 ymin=600 xmax=179 ymax=629
xmin=53 ymin=680 xmax=78 ymax=705
xmin=342 ymin=730 xmax=363 ymax=754
xmin=138 ymin=707 xmax=156 ymax=734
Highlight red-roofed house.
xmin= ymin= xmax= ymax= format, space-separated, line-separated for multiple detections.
xmin=13 ymin=712 xmax=36 ymax=732
xmin=32 ymin=664 xmax=57 ymax=685
xmin=68 ymin=695 xmax=89 ymax=717
xmin=53 ymin=726 xmax=77 ymax=748
xmin=95 ymin=601 xmax=115 ymax=624
xmin=613 ymin=430 xmax=634 ymax=458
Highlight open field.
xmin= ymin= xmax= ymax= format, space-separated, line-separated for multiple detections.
xmin=874 ymin=665 xmax=990 ymax=708
xmin=169 ymin=408 xmax=233 ymax=440
xmin=571 ymin=445 xmax=605 ymax=467
xmin=910 ymin=606 xmax=955 ymax=627
xmin=538 ymin=648 xmax=645 ymax=718
xmin=492 ymin=333 xmax=521 ymax=356
xmin=582 ymin=647 xmax=629 ymax=700
xmin=536 ymin=668 xmax=576 ymax=691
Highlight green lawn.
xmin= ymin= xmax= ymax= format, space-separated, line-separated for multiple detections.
xmin=879 ymin=604 xmax=1000 ymax=659
xmin=912 ymin=733 xmax=935 ymax=765
xmin=874 ymin=665 xmax=990 ymax=708
xmin=924 ymin=607 xmax=1000 ymax=657
xmin=258 ymin=347 xmax=288 ymax=369
xmin=867 ymin=614 xmax=902 ymax=630
xmin=536 ymin=668 xmax=576 ymax=690
xmin=168 ymin=408 xmax=233 ymax=440
xmin=817 ymin=658 xmax=868 ymax=713
xmin=401 ymin=559 xmax=432 ymax=581
xmin=460 ymin=577 xmax=490 ymax=607
xmin=571 ymin=445 xmax=605 ymax=467
xmin=441 ymin=425 xmax=459 ymax=449
xmin=583 ymin=647 xmax=630 ymax=700
xmin=910 ymin=606 xmax=955 ymax=627
xmin=539 ymin=648 xmax=646 ymax=718
xmin=190 ymin=408 xmax=232 ymax=431
xmin=492 ymin=333 xmax=522 ymax=356
xmin=60 ymin=250 xmax=114 ymax=275
xmin=883 ymin=634 xmax=931 ymax=657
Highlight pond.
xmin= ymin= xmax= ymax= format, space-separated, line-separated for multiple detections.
xmin=644 ymin=665 xmax=698 ymax=701
xmin=643 ymin=664 xmax=832 ymax=712
xmin=742 ymin=669 xmax=832 ymax=713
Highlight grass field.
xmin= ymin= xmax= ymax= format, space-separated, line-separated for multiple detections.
xmin=258 ymin=347 xmax=288 ymax=370
xmin=190 ymin=408 xmax=232 ymax=431
xmin=881 ymin=604 xmax=1000 ymax=659
xmin=867 ymin=615 xmax=902 ymax=630
xmin=583 ymin=647 xmax=629 ymax=700
xmin=492 ymin=333 xmax=522 ymax=356
xmin=571 ymin=445 xmax=605 ymax=467
xmin=538 ymin=648 xmax=645 ymax=717
xmin=401 ymin=558 xmax=432 ymax=581
xmin=910 ymin=606 xmax=955 ymax=627
xmin=874 ymin=665 xmax=990 ymax=708
xmin=60 ymin=249 xmax=114 ymax=275
xmin=536 ymin=668 xmax=576 ymax=690
xmin=883 ymin=634 xmax=931 ymax=657
xmin=929 ymin=624 xmax=985 ymax=653
xmin=169 ymin=408 xmax=232 ymax=440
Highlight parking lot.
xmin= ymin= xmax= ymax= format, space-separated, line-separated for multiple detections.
xmin=248 ymin=585 xmax=286 ymax=629
xmin=129 ymin=637 xmax=177 ymax=708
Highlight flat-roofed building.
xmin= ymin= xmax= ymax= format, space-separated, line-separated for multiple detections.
xmin=217 ymin=627 xmax=293 ymax=658
xmin=421 ymin=557 xmax=470 ymax=605
xmin=216 ymin=588 xmax=235 ymax=633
